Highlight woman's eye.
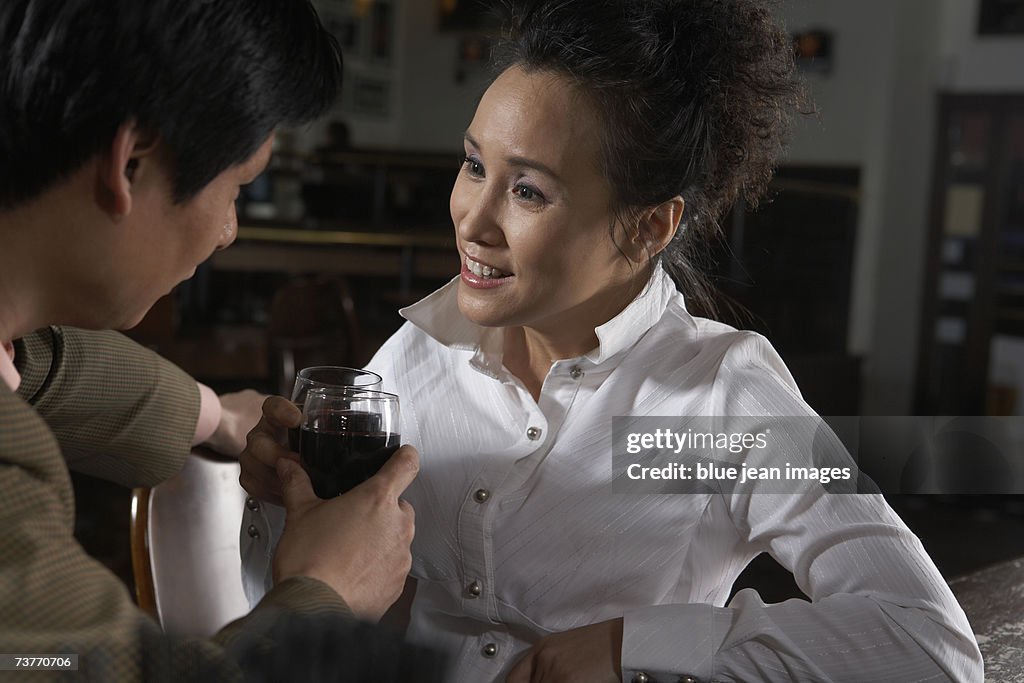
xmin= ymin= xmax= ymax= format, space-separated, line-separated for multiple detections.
xmin=462 ymin=155 xmax=484 ymax=177
xmin=514 ymin=183 xmax=542 ymax=202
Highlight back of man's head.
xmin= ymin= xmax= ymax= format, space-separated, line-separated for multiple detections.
xmin=0 ymin=0 xmax=342 ymax=210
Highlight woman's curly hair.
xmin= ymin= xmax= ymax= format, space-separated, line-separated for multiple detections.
xmin=491 ymin=0 xmax=804 ymax=318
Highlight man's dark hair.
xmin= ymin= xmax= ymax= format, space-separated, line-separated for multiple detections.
xmin=0 ymin=0 xmax=342 ymax=208
xmin=492 ymin=0 xmax=804 ymax=318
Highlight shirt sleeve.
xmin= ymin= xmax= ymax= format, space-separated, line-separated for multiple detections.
xmin=15 ymin=326 xmax=200 ymax=487
xmin=621 ymin=493 xmax=983 ymax=682
xmin=620 ymin=335 xmax=983 ymax=683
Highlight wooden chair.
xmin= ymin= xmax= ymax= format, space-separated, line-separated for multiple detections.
xmin=130 ymin=449 xmax=251 ymax=637
xmin=267 ymin=275 xmax=364 ymax=397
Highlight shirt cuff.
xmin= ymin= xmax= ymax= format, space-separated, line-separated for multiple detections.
xmin=621 ymin=603 xmax=735 ymax=683
xmin=192 ymin=382 xmax=222 ymax=446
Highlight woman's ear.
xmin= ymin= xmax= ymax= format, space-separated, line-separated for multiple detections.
xmin=94 ymin=119 xmax=161 ymax=220
xmin=629 ymin=196 xmax=684 ymax=263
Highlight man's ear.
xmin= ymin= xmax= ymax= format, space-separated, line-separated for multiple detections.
xmin=628 ymin=196 xmax=684 ymax=263
xmin=94 ymin=120 xmax=161 ymax=219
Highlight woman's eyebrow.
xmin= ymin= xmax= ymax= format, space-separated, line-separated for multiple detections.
xmin=464 ymin=131 xmax=561 ymax=181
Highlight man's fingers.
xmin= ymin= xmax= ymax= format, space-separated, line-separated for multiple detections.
xmin=247 ymin=426 xmax=299 ymax=467
xmin=398 ymin=499 xmax=415 ymax=542
xmin=372 ymin=445 xmax=420 ymax=498
xmin=277 ymin=458 xmax=317 ymax=516
xmin=240 ymin=410 xmax=300 ymax=504
xmin=262 ymin=395 xmax=302 ymax=428
xmin=246 ymin=414 xmax=275 ymax=444
xmin=238 ymin=448 xmax=286 ymax=502
xmin=505 ymin=651 xmax=534 ymax=683
xmin=238 ymin=470 xmax=283 ymax=506
xmin=246 ymin=411 xmax=292 ymax=454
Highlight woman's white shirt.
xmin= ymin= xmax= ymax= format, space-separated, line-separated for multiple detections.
xmin=240 ymin=266 xmax=981 ymax=683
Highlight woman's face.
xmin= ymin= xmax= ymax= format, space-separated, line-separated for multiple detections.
xmin=450 ymin=66 xmax=640 ymax=335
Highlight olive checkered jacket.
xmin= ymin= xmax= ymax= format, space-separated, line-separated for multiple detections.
xmin=0 ymin=328 xmax=383 ymax=681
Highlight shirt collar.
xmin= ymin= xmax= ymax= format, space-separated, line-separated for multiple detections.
xmin=399 ymin=264 xmax=683 ymax=371
xmin=587 ymin=264 xmax=681 ymax=364
xmin=0 ymin=339 xmax=19 ymax=392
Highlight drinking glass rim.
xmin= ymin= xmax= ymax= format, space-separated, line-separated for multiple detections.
xmin=296 ymin=365 xmax=383 ymax=386
xmin=305 ymin=386 xmax=398 ymax=401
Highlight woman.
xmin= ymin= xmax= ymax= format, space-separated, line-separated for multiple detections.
xmin=240 ymin=1 xmax=983 ymax=680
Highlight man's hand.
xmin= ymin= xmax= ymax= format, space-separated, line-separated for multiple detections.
xmin=272 ymin=445 xmax=418 ymax=622
xmin=204 ymin=389 xmax=266 ymax=457
xmin=239 ymin=396 xmax=301 ymax=505
xmin=506 ymin=618 xmax=623 ymax=683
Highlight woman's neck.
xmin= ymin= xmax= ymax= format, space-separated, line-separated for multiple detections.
xmin=503 ymin=325 xmax=599 ymax=400
xmin=500 ymin=270 xmax=651 ymax=401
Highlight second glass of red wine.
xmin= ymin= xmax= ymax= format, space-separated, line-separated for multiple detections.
xmin=299 ymin=387 xmax=401 ymax=499
xmin=288 ymin=366 xmax=383 ymax=451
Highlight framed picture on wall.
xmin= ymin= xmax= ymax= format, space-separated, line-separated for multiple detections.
xmin=978 ymin=0 xmax=1024 ymax=35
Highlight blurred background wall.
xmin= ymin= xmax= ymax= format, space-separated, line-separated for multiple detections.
xmin=72 ymin=0 xmax=1024 ymax=638
xmin=268 ymin=0 xmax=1024 ymax=417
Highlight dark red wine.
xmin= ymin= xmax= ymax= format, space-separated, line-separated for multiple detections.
xmin=300 ymin=411 xmax=400 ymax=498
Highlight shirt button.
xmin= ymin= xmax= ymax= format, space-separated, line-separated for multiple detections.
xmin=473 ymin=488 xmax=490 ymax=503
xmin=466 ymin=581 xmax=482 ymax=598
xmin=679 ymin=677 xmax=700 ymax=683
xmin=632 ymin=674 xmax=650 ymax=683
xmin=245 ymin=496 xmax=260 ymax=512
xmin=526 ymin=426 xmax=542 ymax=441
xmin=569 ymin=365 xmax=583 ymax=380
xmin=482 ymin=643 xmax=497 ymax=658
xmin=246 ymin=524 xmax=260 ymax=539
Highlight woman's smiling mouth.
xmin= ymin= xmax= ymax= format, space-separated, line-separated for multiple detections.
xmin=465 ymin=255 xmax=511 ymax=279
xmin=462 ymin=255 xmax=514 ymax=289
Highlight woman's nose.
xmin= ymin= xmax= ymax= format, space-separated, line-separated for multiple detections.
xmin=453 ymin=183 xmax=504 ymax=246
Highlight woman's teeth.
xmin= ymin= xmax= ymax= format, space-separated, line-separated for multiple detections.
xmin=466 ymin=257 xmax=508 ymax=279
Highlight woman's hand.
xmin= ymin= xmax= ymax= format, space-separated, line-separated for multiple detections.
xmin=239 ymin=396 xmax=301 ymax=505
xmin=506 ymin=618 xmax=623 ymax=683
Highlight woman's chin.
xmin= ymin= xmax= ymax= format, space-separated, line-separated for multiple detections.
xmin=456 ymin=291 xmax=514 ymax=329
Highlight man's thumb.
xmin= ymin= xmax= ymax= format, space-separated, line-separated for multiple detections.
xmin=277 ymin=458 xmax=316 ymax=513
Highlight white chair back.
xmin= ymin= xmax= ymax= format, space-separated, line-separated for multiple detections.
xmin=134 ymin=451 xmax=250 ymax=637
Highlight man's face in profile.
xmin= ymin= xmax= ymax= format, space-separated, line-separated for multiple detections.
xmin=99 ymin=134 xmax=275 ymax=330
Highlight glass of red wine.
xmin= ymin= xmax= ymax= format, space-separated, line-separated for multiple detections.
xmin=299 ymin=387 xmax=401 ymax=499
xmin=288 ymin=366 xmax=383 ymax=451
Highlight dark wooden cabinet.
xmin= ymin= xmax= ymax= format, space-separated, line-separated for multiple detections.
xmin=916 ymin=95 xmax=1024 ymax=415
